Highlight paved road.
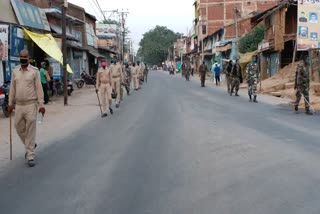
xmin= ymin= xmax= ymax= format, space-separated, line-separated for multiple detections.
xmin=1 ymin=71 xmax=320 ymax=214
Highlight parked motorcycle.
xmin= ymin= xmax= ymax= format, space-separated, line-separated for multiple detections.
xmin=77 ymin=72 xmax=96 ymax=89
xmin=54 ymin=79 xmax=73 ymax=96
xmin=0 ymin=82 xmax=10 ymax=117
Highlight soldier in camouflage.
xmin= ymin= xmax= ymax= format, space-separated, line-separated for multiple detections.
xmin=230 ymin=59 xmax=243 ymax=96
xmin=294 ymin=54 xmax=313 ymax=115
xmin=246 ymin=56 xmax=259 ymax=102
xmin=225 ymin=60 xmax=233 ymax=93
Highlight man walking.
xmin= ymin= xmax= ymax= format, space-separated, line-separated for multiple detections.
xmin=144 ymin=64 xmax=149 ymax=83
xmin=96 ymin=61 xmax=113 ymax=117
xmin=246 ymin=56 xmax=259 ymax=102
xmin=225 ymin=60 xmax=233 ymax=93
xmin=8 ymin=50 xmax=45 ymax=167
xmin=230 ymin=59 xmax=243 ymax=96
xmin=184 ymin=59 xmax=191 ymax=81
xmin=110 ymin=56 xmax=123 ymax=108
xmin=212 ymin=61 xmax=221 ymax=86
xmin=199 ymin=61 xmax=208 ymax=87
xmin=294 ymin=54 xmax=313 ymax=115
xmin=132 ymin=62 xmax=140 ymax=90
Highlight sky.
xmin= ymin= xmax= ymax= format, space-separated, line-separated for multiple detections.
xmin=68 ymin=0 xmax=195 ymax=52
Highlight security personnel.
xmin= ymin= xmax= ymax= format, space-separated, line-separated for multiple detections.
xmin=199 ymin=61 xmax=208 ymax=87
xmin=8 ymin=50 xmax=45 ymax=167
xmin=246 ymin=56 xmax=259 ymax=102
xmin=132 ymin=62 xmax=139 ymax=90
xmin=137 ymin=61 xmax=144 ymax=85
xmin=225 ymin=60 xmax=233 ymax=93
xmin=230 ymin=59 xmax=243 ymax=96
xmin=294 ymin=54 xmax=313 ymax=115
xmin=136 ymin=61 xmax=142 ymax=89
xmin=96 ymin=61 xmax=113 ymax=117
xmin=110 ymin=56 xmax=123 ymax=108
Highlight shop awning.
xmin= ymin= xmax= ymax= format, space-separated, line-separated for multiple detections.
xmin=87 ymin=47 xmax=105 ymax=58
xmin=216 ymin=43 xmax=232 ymax=52
xmin=49 ymin=24 xmax=78 ymax=41
xmin=24 ymin=28 xmax=73 ymax=74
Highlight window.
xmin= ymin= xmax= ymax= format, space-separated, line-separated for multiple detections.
xmin=202 ymin=25 xmax=207 ymax=35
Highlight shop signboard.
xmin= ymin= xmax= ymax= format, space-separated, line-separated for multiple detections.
xmin=0 ymin=24 xmax=9 ymax=61
xmin=10 ymin=0 xmax=50 ymax=31
xmin=297 ymin=0 xmax=320 ymax=50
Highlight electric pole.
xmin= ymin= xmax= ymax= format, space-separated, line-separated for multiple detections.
xmin=234 ymin=6 xmax=240 ymax=59
xmin=119 ymin=10 xmax=129 ymax=61
xmin=62 ymin=0 xmax=68 ymax=105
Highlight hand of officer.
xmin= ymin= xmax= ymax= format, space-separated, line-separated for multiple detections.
xmin=8 ymin=105 xmax=14 ymax=115
xmin=39 ymin=107 xmax=46 ymax=116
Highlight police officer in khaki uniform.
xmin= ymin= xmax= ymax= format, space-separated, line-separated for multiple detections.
xmin=132 ymin=62 xmax=139 ymax=90
xmin=96 ymin=61 xmax=113 ymax=117
xmin=8 ymin=50 xmax=45 ymax=167
xmin=137 ymin=61 xmax=144 ymax=86
xmin=110 ymin=56 xmax=123 ymax=108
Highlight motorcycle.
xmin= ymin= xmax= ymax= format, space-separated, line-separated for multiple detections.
xmin=54 ymin=79 xmax=73 ymax=96
xmin=0 ymin=82 xmax=10 ymax=117
xmin=77 ymin=72 xmax=96 ymax=89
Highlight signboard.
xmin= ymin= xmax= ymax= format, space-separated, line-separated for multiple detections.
xmin=10 ymin=0 xmax=50 ymax=31
xmin=86 ymin=23 xmax=95 ymax=47
xmin=10 ymin=26 xmax=25 ymax=61
xmin=96 ymin=24 xmax=117 ymax=38
xmin=297 ymin=0 xmax=320 ymax=50
xmin=0 ymin=24 xmax=9 ymax=61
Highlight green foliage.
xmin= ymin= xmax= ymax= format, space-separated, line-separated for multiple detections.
xmin=138 ymin=26 xmax=179 ymax=65
xmin=100 ymin=19 xmax=118 ymax=25
xmin=239 ymin=25 xmax=265 ymax=54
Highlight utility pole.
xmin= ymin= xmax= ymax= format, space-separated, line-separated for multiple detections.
xmin=119 ymin=10 xmax=129 ymax=61
xmin=62 ymin=0 xmax=68 ymax=105
xmin=234 ymin=6 xmax=240 ymax=59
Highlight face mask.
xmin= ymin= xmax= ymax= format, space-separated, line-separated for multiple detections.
xmin=306 ymin=60 xmax=311 ymax=66
xmin=20 ymin=57 xmax=29 ymax=65
xmin=111 ymin=59 xmax=117 ymax=63
xmin=252 ymin=58 xmax=257 ymax=63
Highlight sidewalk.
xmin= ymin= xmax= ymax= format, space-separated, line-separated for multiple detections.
xmin=0 ymin=87 xmax=100 ymax=174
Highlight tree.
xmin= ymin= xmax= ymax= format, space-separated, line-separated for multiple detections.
xmin=100 ymin=19 xmax=118 ymax=25
xmin=138 ymin=26 xmax=179 ymax=65
xmin=239 ymin=25 xmax=265 ymax=54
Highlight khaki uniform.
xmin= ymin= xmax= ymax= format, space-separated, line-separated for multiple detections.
xmin=9 ymin=65 xmax=44 ymax=161
xmin=110 ymin=63 xmax=123 ymax=104
xmin=138 ymin=64 xmax=144 ymax=83
xmin=96 ymin=67 xmax=112 ymax=113
xmin=199 ymin=64 xmax=208 ymax=87
xmin=132 ymin=66 xmax=140 ymax=89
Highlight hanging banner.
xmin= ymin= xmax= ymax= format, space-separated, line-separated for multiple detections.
xmin=297 ymin=0 xmax=320 ymax=50
xmin=0 ymin=24 xmax=9 ymax=61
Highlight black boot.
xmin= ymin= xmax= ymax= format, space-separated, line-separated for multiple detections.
xmin=249 ymin=94 xmax=252 ymax=102
xmin=235 ymin=91 xmax=239 ymax=96
xmin=306 ymin=108 xmax=313 ymax=115
xmin=109 ymin=107 xmax=113 ymax=115
xmin=253 ymin=96 xmax=258 ymax=103
xmin=294 ymin=105 xmax=298 ymax=112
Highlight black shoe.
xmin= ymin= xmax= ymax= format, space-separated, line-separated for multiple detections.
xmin=306 ymin=111 xmax=313 ymax=115
xmin=116 ymin=104 xmax=120 ymax=108
xmin=101 ymin=113 xmax=108 ymax=118
xmin=28 ymin=159 xmax=36 ymax=167
xmin=235 ymin=93 xmax=239 ymax=97
xmin=253 ymin=96 xmax=258 ymax=103
xmin=109 ymin=107 xmax=113 ymax=115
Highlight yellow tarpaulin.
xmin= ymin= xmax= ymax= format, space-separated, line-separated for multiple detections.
xmin=24 ymin=28 xmax=73 ymax=74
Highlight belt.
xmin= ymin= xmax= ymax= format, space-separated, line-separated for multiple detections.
xmin=16 ymin=99 xmax=37 ymax=106
xmin=112 ymin=75 xmax=120 ymax=78
xmin=101 ymin=81 xmax=110 ymax=84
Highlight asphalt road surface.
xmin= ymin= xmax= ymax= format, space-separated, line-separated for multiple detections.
xmin=1 ymin=71 xmax=320 ymax=214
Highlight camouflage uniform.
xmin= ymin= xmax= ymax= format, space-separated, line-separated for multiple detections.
xmin=184 ymin=62 xmax=191 ymax=81
xmin=225 ymin=62 xmax=233 ymax=93
xmin=230 ymin=63 xmax=242 ymax=96
xmin=246 ymin=62 xmax=259 ymax=102
xmin=199 ymin=63 xmax=208 ymax=87
xmin=294 ymin=62 xmax=311 ymax=113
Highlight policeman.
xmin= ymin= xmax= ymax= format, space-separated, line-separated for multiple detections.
xmin=246 ymin=56 xmax=259 ymax=102
xmin=8 ymin=50 xmax=45 ymax=167
xmin=96 ymin=61 xmax=113 ymax=117
xmin=144 ymin=64 xmax=149 ymax=83
xmin=230 ymin=59 xmax=243 ymax=96
xmin=110 ymin=56 xmax=123 ymax=108
xmin=124 ymin=62 xmax=132 ymax=95
xmin=136 ymin=61 xmax=142 ymax=89
xmin=294 ymin=54 xmax=313 ymax=115
xmin=132 ymin=62 xmax=139 ymax=90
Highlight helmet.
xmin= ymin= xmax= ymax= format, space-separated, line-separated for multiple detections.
xmin=111 ymin=90 xmax=117 ymax=99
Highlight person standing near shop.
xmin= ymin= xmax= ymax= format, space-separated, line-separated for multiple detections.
xmin=110 ymin=56 xmax=123 ymax=108
xmin=199 ymin=61 xmax=208 ymax=87
xmin=96 ymin=61 xmax=113 ymax=117
xmin=40 ymin=62 xmax=49 ymax=104
xmin=8 ymin=49 xmax=45 ymax=167
xmin=44 ymin=59 xmax=53 ymax=96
